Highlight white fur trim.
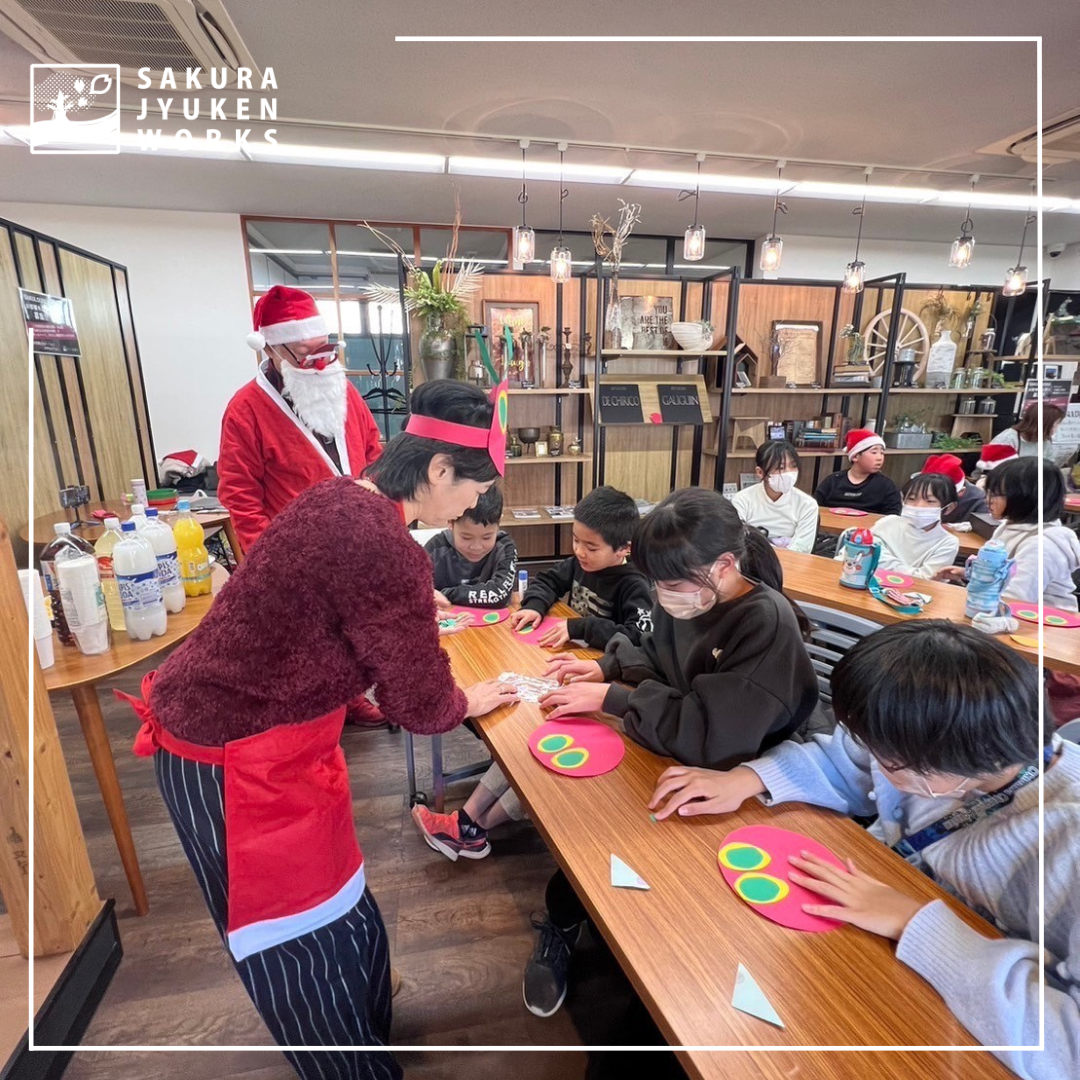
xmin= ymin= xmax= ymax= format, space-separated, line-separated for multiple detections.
xmin=260 ymin=314 xmax=328 ymax=346
xmin=848 ymin=434 xmax=884 ymax=460
xmin=246 ymin=331 xmax=266 ymax=351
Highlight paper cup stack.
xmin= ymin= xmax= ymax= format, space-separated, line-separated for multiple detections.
xmin=18 ymin=568 xmax=55 ymax=669
xmin=56 ymin=555 xmax=111 ymax=655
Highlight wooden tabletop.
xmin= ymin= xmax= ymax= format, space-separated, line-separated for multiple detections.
xmin=442 ymin=609 xmax=1014 ymax=1080
xmin=20 ymin=499 xmax=231 ymax=547
xmin=818 ymin=508 xmax=985 ymax=555
xmin=43 ymin=565 xmax=228 ymax=692
xmin=777 ymin=548 xmax=1079 ymax=673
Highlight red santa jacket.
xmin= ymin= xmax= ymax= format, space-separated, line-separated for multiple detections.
xmin=217 ymin=363 xmax=383 ymax=552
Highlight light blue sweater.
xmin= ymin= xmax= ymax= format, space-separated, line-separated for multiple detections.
xmin=748 ymin=729 xmax=1079 ymax=1079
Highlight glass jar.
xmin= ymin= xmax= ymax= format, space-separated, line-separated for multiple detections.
xmin=959 ymin=397 xmax=978 ymax=414
xmin=977 ymin=396 xmax=997 ymax=415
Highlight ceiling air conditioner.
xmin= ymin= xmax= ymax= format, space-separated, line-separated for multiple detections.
xmin=0 ymin=0 xmax=259 ymax=86
xmin=979 ymin=109 xmax=1080 ymax=166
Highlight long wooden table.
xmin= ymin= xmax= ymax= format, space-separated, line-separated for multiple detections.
xmin=777 ymin=548 xmax=1080 ymax=673
xmin=43 ymin=565 xmax=228 ymax=914
xmin=818 ymin=507 xmax=985 ymax=556
xmin=442 ymin=610 xmax=1015 ymax=1080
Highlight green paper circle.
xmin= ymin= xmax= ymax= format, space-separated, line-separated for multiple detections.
xmin=720 ymin=843 xmax=769 ymax=871
xmin=736 ymin=874 xmax=785 ymax=904
xmin=483 ymin=612 xmax=501 ymax=624
xmin=551 ymin=747 xmax=589 ymax=770
xmin=1047 ymin=615 xmax=1067 ymax=626
xmin=537 ymin=733 xmax=573 ymax=754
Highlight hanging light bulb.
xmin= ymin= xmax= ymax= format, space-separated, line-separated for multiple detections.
xmin=759 ymin=161 xmax=787 ymax=273
xmin=1001 ymin=186 xmax=1034 ymax=297
xmin=513 ymin=139 xmax=536 ymax=264
xmin=550 ymin=143 xmax=572 ymax=283
xmin=681 ymin=153 xmax=707 ymax=261
xmin=841 ymin=171 xmax=870 ymax=294
xmin=948 ymin=175 xmax=977 ymax=269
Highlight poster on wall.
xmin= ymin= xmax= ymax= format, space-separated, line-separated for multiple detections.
xmin=19 ymin=288 xmax=80 ymax=355
xmin=617 ymin=295 xmax=674 ymax=350
xmin=1052 ymin=404 xmax=1080 ymax=452
xmin=1022 ymin=378 xmax=1073 ymax=411
xmin=483 ymin=300 xmax=538 ymax=375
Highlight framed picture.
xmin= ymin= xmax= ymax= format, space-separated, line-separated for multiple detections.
xmin=771 ymin=320 xmax=822 ymax=385
xmin=735 ymin=369 xmax=753 ymax=388
xmin=483 ymin=301 xmax=540 ymax=379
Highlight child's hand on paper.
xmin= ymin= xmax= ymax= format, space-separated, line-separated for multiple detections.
xmin=538 ymin=618 xmax=570 ymax=648
xmin=539 ymin=680 xmax=610 ymax=719
xmin=544 ymin=656 xmax=603 ymax=685
xmin=648 ymin=765 xmax=765 ymax=820
xmin=509 ymin=608 xmax=541 ymax=632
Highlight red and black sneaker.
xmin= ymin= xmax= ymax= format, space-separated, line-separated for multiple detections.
xmin=410 ymin=805 xmax=491 ymax=862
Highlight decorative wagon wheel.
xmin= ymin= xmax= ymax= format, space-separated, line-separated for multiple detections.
xmin=863 ymin=308 xmax=931 ymax=380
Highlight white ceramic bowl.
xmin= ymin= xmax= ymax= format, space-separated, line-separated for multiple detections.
xmin=670 ymin=321 xmax=713 ymax=352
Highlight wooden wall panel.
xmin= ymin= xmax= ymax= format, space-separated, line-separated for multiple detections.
xmin=34 ymin=359 xmax=77 ymax=505
xmin=14 ymin=233 xmax=41 ymax=290
xmin=113 ymin=268 xmax=157 ymax=485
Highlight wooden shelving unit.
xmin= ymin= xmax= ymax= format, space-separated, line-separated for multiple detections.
xmin=703 ymin=446 xmax=945 ymax=460
xmin=729 ymin=387 xmax=881 ymax=395
xmin=889 ymin=386 xmax=1022 ymax=395
xmin=501 ymin=507 xmax=576 ymax=529
xmin=601 ymin=349 xmax=727 ymax=358
xmin=507 ymin=388 xmax=592 ymax=396
xmin=504 ymin=455 xmax=593 ymax=468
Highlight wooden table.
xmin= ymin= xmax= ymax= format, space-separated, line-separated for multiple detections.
xmin=21 ymin=499 xmax=245 ymax=566
xmin=777 ymin=548 xmax=1080 ymax=673
xmin=818 ymin=508 xmax=985 ymax=556
xmin=442 ymin=612 xmax=1014 ymax=1079
xmin=43 ymin=565 xmax=228 ymax=915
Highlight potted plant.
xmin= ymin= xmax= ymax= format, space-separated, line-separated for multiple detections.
xmin=884 ymin=410 xmax=934 ymax=450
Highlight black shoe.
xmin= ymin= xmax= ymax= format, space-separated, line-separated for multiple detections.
xmin=523 ymin=912 xmax=579 ymax=1018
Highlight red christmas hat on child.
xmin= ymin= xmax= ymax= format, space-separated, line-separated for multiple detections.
xmin=404 ymin=381 xmax=509 ymax=477
xmin=246 ymin=285 xmax=328 ymax=351
xmin=920 ymin=453 xmax=965 ymax=489
xmin=846 ymin=428 xmax=885 ymax=460
xmin=976 ymin=443 xmax=1018 ymax=471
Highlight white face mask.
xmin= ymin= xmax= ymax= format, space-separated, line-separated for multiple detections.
xmin=901 ymin=505 xmax=941 ymax=529
xmin=656 ymin=561 xmax=727 ymax=619
xmin=767 ymin=470 xmax=798 ymax=495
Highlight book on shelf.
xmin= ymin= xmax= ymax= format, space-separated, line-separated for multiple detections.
xmin=511 ymin=508 xmax=542 ymax=520
xmin=633 ymin=498 xmax=656 ymax=517
xmin=543 ymin=506 xmax=576 ymax=520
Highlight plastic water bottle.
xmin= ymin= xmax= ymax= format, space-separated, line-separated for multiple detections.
xmin=113 ymin=521 xmax=167 ymax=640
xmin=40 ymin=523 xmax=94 ymax=646
xmin=129 ymin=502 xmax=148 ymax=529
xmin=143 ymin=508 xmax=186 ymax=613
xmin=94 ymin=517 xmax=128 ymax=633
xmin=516 ymin=569 xmax=529 ymax=604
xmin=964 ymin=539 xmax=1015 ymax=618
xmin=55 ymin=546 xmax=110 ymax=655
xmin=173 ymin=499 xmax=211 ymax=597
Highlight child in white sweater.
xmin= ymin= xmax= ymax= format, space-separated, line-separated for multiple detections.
xmin=835 ymin=473 xmax=960 ymax=580
xmin=649 ymin=620 xmax=1078 ymax=1080
xmin=731 ymin=440 xmax=820 ymax=554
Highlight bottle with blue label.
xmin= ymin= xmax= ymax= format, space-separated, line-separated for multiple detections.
xmin=142 ymin=508 xmax=186 ymax=613
xmin=113 ymin=521 xmax=167 ymax=640
xmin=964 ymin=539 xmax=1015 ymax=619
xmin=517 ymin=569 xmax=529 ymax=604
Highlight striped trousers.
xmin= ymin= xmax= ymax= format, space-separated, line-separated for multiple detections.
xmin=154 ymin=748 xmax=401 ymax=1080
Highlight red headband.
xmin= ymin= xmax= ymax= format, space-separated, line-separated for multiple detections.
xmin=404 ymin=380 xmax=508 ymax=476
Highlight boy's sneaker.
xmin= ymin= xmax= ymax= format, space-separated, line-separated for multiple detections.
xmin=410 ymin=805 xmax=490 ymax=862
xmin=522 ymin=912 xmax=579 ymax=1018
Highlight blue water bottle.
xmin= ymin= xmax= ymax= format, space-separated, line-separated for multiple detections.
xmin=964 ymin=539 xmax=1014 ymax=618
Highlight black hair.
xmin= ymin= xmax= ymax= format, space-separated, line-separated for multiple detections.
xmin=574 ymin=486 xmax=640 ymax=550
xmin=632 ymin=488 xmax=810 ymax=636
xmin=901 ymin=473 xmax=955 ymax=508
xmin=365 ymin=380 xmax=497 ymax=501
xmin=755 ymin=440 xmax=800 ymax=476
xmin=985 ymin=457 xmax=1065 ymax=525
xmin=831 ymin=620 xmax=1049 ymax=776
xmin=458 ymin=485 xmax=503 ymax=527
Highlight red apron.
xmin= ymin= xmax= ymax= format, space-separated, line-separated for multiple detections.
xmin=118 ymin=672 xmax=365 ymax=962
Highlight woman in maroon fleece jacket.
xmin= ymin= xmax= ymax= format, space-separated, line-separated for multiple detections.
xmin=118 ymin=380 xmax=516 ymax=1080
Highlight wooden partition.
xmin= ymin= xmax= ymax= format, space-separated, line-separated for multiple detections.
xmin=0 ymin=218 xmax=156 ymax=567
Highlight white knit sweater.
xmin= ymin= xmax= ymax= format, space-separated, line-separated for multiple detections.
xmin=833 ymin=514 xmax=960 ymax=579
xmin=993 ymin=520 xmax=1080 ymax=612
xmin=731 ymin=481 xmax=820 ymax=554
xmin=749 ymin=729 xmax=1079 ymax=1079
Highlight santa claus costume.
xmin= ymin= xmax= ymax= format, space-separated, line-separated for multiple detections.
xmin=217 ymin=285 xmax=383 ymax=553
xmin=116 ymin=380 xmax=511 ymax=1079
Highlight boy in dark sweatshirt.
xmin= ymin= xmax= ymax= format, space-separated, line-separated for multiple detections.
xmin=425 ymin=487 xmax=518 ymax=608
xmin=507 ymin=485 xmax=653 ymax=649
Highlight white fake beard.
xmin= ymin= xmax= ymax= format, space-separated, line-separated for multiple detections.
xmin=280 ymin=360 xmax=347 ymax=439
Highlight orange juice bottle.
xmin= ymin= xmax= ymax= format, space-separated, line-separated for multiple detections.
xmin=173 ymin=498 xmax=211 ymax=596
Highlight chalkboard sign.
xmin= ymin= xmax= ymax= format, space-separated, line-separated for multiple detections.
xmin=599 ymin=383 xmax=644 ymax=425
xmin=657 ymin=383 xmax=705 ymax=425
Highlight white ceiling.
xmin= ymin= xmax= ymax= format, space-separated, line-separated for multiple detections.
xmin=1 ymin=0 xmax=1079 ymax=243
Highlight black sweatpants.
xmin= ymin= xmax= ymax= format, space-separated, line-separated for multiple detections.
xmin=155 ymin=748 xmax=401 ymax=1080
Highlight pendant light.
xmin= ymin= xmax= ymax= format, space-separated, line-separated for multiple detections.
xmin=680 ymin=153 xmax=707 ymax=261
xmin=948 ymin=175 xmax=977 ymax=269
xmin=550 ymin=142 xmax=572 ymax=283
xmin=759 ymin=160 xmax=788 ymax=272
xmin=513 ymin=139 xmax=536 ymax=264
xmin=1002 ymin=184 xmax=1035 ymax=297
xmin=841 ymin=171 xmax=870 ymax=294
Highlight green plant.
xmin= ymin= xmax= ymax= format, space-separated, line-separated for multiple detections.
xmin=989 ymin=370 xmax=1007 ymax=388
xmin=920 ymin=290 xmax=961 ymax=332
xmin=892 ymin=408 xmax=930 ymax=431
xmin=931 ymin=433 xmax=983 ymax=451
xmin=402 ymin=261 xmax=468 ymax=318
xmin=697 ymin=319 xmax=715 ymax=334
xmin=839 ymin=322 xmax=866 ymax=364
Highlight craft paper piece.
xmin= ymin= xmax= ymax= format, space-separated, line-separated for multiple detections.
xmin=1010 ymin=634 xmax=1041 ymax=649
xmin=497 ymin=671 xmax=558 ymax=703
xmin=447 ymin=605 xmax=510 ymax=626
xmin=830 ymin=507 xmax=868 ymax=517
xmin=610 ymin=854 xmax=650 ymax=890
xmin=514 ymin=615 xmax=566 ymax=646
xmin=874 ymin=570 xmax=916 ymax=590
xmin=528 ymin=717 xmax=625 ymax=777
xmin=732 ymin=964 xmax=784 ymax=1029
xmin=1007 ymin=603 xmax=1080 ymax=628
xmin=717 ymin=825 xmax=844 ymax=933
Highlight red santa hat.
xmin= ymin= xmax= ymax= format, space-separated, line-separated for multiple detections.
xmin=846 ymin=428 xmax=885 ymax=460
xmin=245 ymin=285 xmax=328 ymax=351
xmin=976 ymin=443 xmax=1018 ymax=471
xmin=920 ymin=453 xmax=966 ymax=489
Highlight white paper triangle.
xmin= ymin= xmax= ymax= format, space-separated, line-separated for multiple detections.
xmin=610 ymin=854 xmax=650 ymax=890
xmin=732 ymin=963 xmax=784 ymax=1028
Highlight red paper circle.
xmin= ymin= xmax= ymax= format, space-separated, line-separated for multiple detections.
xmin=717 ymin=825 xmax=845 ymax=933
xmin=831 ymin=508 xmax=868 ymax=517
xmin=1006 ymin=603 xmax=1080 ymax=628
xmin=448 ymin=605 xmax=510 ymax=626
xmin=528 ymin=718 xmax=625 ymax=778
xmin=514 ymin=615 xmax=566 ymax=646
xmin=874 ymin=570 xmax=916 ymax=589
